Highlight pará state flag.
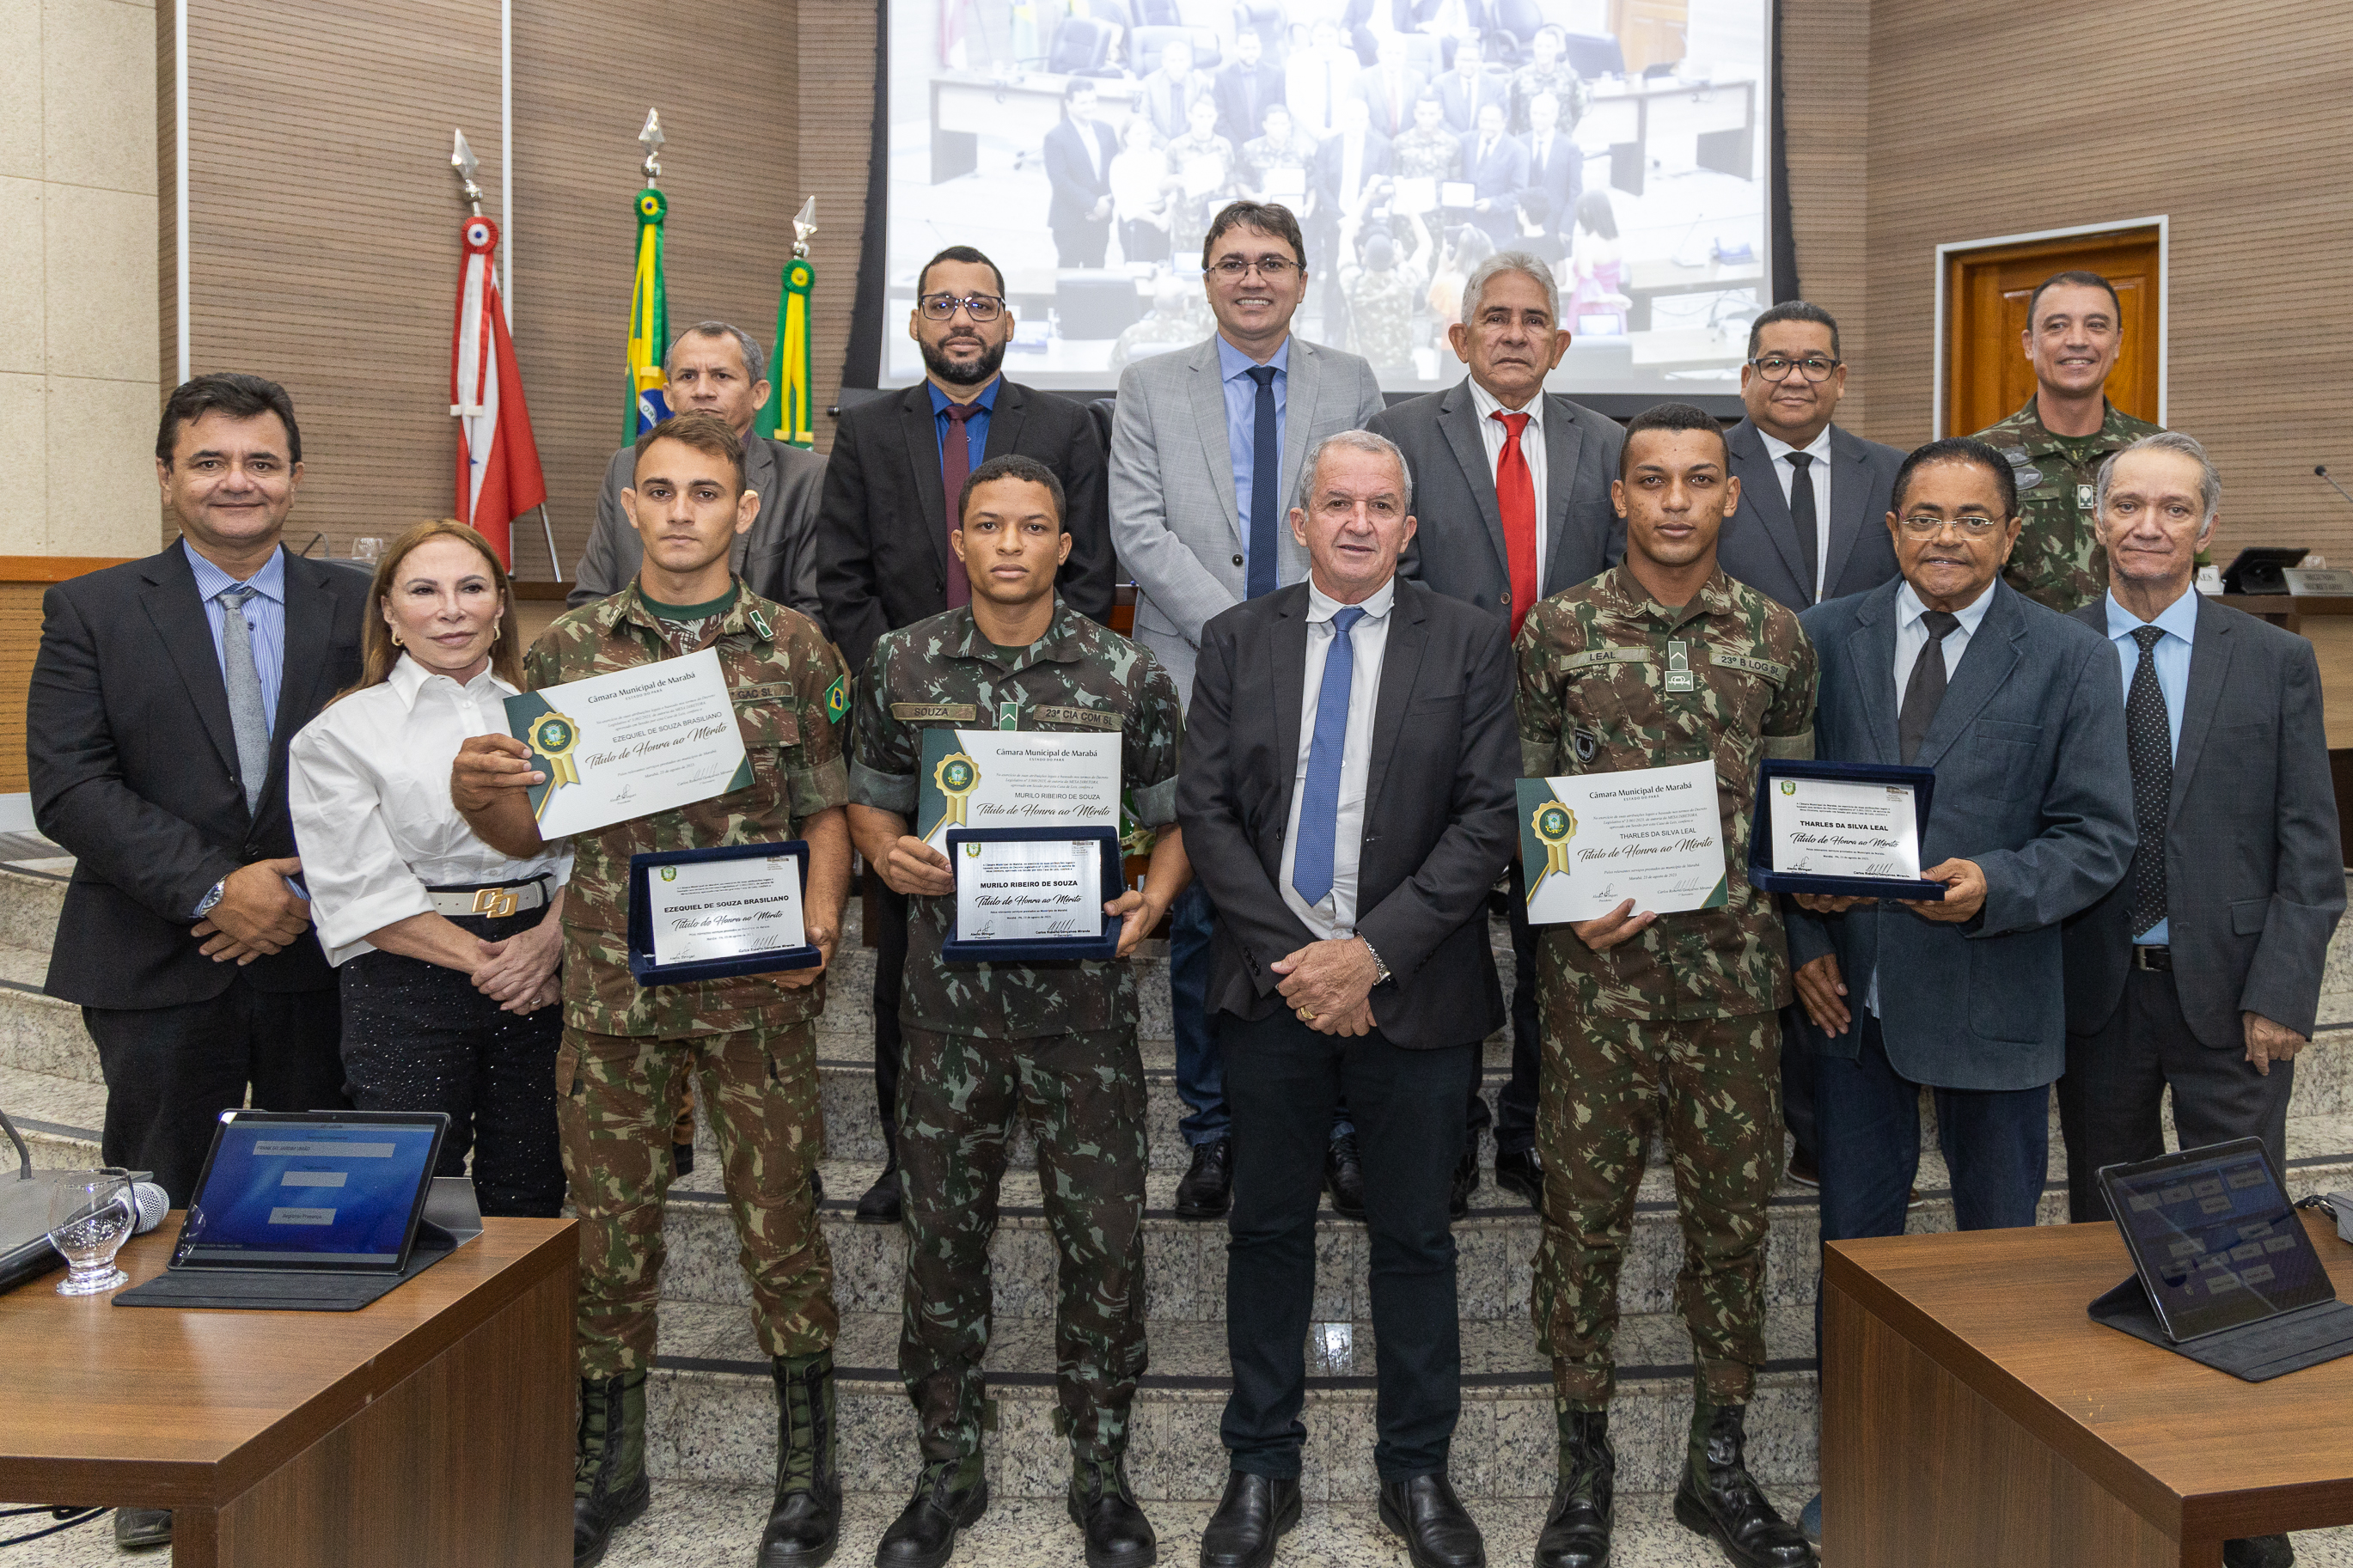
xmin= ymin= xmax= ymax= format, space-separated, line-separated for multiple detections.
xmin=626 ymin=187 xmax=671 ymax=436
xmin=449 ymin=215 xmax=546 ymax=566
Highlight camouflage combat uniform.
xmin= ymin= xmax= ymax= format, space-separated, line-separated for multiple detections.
xmin=1348 ymin=263 xmax=1421 ymax=370
xmin=1390 ymin=125 xmax=1462 ymax=261
xmin=1515 ymin=566 xmax=1816 ymax=1409
xmin=1974 ymin=394 xmax=2163 ymax=613
xmin=531 ymin=581 xmax=850 ymax=1379
xmin=1511 ymin=62 xmax=1588 ymax=134
xmin=847 ymin=598 xmax=1184 ymax=1471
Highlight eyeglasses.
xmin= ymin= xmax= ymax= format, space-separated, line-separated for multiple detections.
xmin=1209 ymin=256 xmax=1303 ymax=279
xmin=919 ymin=293 xmax=1005 ymax=322
xmin=1748 ymin=355 xmax=1841 ymax=382
xmin=1897 ymin=514 xmax=2005 ymax=536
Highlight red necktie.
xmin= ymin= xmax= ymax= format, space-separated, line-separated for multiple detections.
xmin=942 ymin=400 xmax=980 ymax=607
xmin=1493 ymin=410 xmax=1537 ymax=638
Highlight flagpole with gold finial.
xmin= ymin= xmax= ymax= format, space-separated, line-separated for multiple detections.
xmin=763 ymin=198 xmax=818 ymax=448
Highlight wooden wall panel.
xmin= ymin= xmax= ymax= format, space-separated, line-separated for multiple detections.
xmin=1864 ymin=0 xmax=2353 ymax=558
xmin=798 ymin=1 xmax=880 ymax=456
xmin=509 ymin=0 xmax=802 ymax=576
xmin=1776 ymin=0 xmax=1872 ymax=433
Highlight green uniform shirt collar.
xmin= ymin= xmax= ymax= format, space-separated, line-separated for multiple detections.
xmin=598 ymin=577 xmax=769 ymax=644
xmin=942 ymin=595 xmax=1085 ymax=673
xmin=2004 ymin=394 xmax=2137 ymax=460
xmin=1598 ymin=564 xmax=1737 ymax=631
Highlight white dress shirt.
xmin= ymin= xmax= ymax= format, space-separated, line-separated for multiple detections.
xmin=1279 ymin=577 xmax=1395 ymax=939
xmin=1467 ymin=377 xmax=1549 ymax=589
xmin=2104 ymin=586 xmax=2199 ymax=945
xmin=1868 ymin=577 xmax=1996 ymax=1015
xmin=1757 ymin=424 xmax=1833 ymax=600
xmin=290 ymin=655 xmax=571 ymax=967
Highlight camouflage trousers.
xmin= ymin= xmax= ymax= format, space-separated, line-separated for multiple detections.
xmin=898 ymin=1025 xmax=1149 ymax=1468
xmin=1532 ymin=1009 xmax=1780 ymax=1408
xmin=558 ymin=1022 xmax=836 ymax=1378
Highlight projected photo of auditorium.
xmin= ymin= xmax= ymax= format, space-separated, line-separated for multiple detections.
xmin=882 ymin=0 xmax=1770 ymax=395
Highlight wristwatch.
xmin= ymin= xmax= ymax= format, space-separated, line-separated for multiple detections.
xmin=1360 ymin=936 xmax=1392 ymax=987
xmin=193 ymin=879 xmax=227 ymax=920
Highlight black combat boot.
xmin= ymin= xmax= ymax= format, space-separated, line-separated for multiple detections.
xmin=1536 ymin=1406 xmax=1614 ymax=1568
xmin=572 ymin=1370 xmax=650 ymax=1568
xmin=1068 ymin=1455 xmax=1156 ymax=1568
xmin=759 ymin=1352 xmax=841 ymax=1566
xmin=877 ymin=1456 xmax=987 ymax=1568
xmin=1672 ymin=1399 xmax=1812 ymax=1568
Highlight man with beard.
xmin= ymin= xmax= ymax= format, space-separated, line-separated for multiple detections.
xmin=813 ymin=244 xmax=1114 ymax=1224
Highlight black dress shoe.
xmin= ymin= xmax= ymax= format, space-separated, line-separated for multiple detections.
xmin=672 ymin=1138 xmax=696 ymax=1179
xmin=1672 ymin=1403 xmax=1811 ymax=1568
xmin=113 ymin=1508 xmax=173 ymax=1551
xmin=1325 ymin=1135 xmax=1366 ymax=1220
xmin=1377 ymin=1473 xmax=1485 ymax=1568
xmin=1069 ymin=1458 xmax=1157 ymax=1568
xmin=856 ymin=1160 xmax=903 ymax=1225
xmin=1784 ymin=1150 xmax=1819 ymax=1187
xmin=877 ymin=1467 xmax=987 ymax=1568
xmin=1199 ymin=1471 xmax=1299 ymax=1568
xmin=1176 ymin=1136 xmax=1234 ymax=1220
xmin=1448 ymin=1147 xmax=1479 ymax=1220
xmin=1493 ymin=1147 xmax=1543 ymax=1211
xmin=1535 ymin=1409 xmax=1613 ymax=1568
xmin=2224 ymin=1536 xmax=2295 ymax=1568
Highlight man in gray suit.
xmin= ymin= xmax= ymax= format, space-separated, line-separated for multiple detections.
xmin=1787 ymin=436 xmax=2134 ymax=1548
xmin=1719 ymin=299 xmax=1903 ymax=1191
xmin=1109 ymin=198 xmax=1384 ymax=1223
xmin=2058 ymin=434 xmax=2336 ymax=1568
xmin=570 ymin=321 xmax=827 ymax=620
xmin=1370 ymin=248 xmax=1622 ymax=1213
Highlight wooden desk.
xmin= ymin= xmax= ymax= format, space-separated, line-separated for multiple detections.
xmin=1824 ymin=1214 xmax=2353 ymax=1567
xmin=0 ymin=1217 xmax=575 ymax=1567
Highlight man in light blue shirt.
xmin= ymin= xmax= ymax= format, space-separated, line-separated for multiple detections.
xmin=186 ymin=543 xmax=288 ymax=727
xmin=1219 ymin=332 xmax=1287 ymax=595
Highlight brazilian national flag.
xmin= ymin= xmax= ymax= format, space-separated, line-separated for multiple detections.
xmin=625 ymin=187 xmax=671 ymax=437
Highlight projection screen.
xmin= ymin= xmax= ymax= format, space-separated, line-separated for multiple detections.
xmin=879 ymin=0 xmax=1774 ymax=398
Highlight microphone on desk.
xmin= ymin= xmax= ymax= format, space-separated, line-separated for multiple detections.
xmin=2316 ymin=466 xmax=2353 ymax=513
xmin=129 ymin=1181 xmax=168 ymax=1235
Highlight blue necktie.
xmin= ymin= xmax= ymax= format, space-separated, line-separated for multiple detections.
xmin=1292 ymin=606 xmax=1366 ymax=907
xmin=1245 ymin=364 xmax=1279 ymax=599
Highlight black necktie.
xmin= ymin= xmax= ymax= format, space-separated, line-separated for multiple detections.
xmin=1786 ymin=451 xmax=1818 ymax=605
xmin=1898 ymin=610 xmax=1960 ymax=765
xmin=1246 ymin=365 xmax=1279 ymax=598
xmin=2125 ymin=625 xmax=2173 ymax=937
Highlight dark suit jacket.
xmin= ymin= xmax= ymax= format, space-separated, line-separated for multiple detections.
xmin=1787 ymin=577 xmax=2135 ymax=1090
xmin=1350 ymin=64 xmax=1431 ymax=137
xmin=570 ymin=435 xmax=828 ymax=618
xmin=30 ymin=541 xmax=367 ymax=1006
xmin=814 ymin=378 xmax=1115 ymax=673
xmin=1044 ymin=116 xmax=1119 ymax=232
xmin=1437 ymin=69 xmax=1509 ymax=134
xmin=1375 ymin=379 xmax=1625 ymax=621
xmin=1176 ymin=577 xmax=1519 ymax=1048
xmin=2061 ymin=595 xmax=2344 ymax=1045
xmin=1311 ymin=129 xmax=1394 ymax=217
xmin=1718 ymin=418 xmax=1902 ymax=612
xmin=1213 ymin=60 xmax=1286 ymax=144
xmin=1458 ymin=128 xmax=1529 ymax=239
xmin=1520 ymin=128 xmax=1581 ymax=232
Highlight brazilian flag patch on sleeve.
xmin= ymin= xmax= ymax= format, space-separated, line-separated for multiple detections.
xmin=824 ymin=672 xmax=850 ymax=723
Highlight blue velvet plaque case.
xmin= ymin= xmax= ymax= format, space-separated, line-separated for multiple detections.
xmin=1745 ymin=759 xmax=1946 ymax=901
xmin=628 ymin=841 xmax=820 ymax=987
xmin=939 ymin=826 xmax=1123 ymax=965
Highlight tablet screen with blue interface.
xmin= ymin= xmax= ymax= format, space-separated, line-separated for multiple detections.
xmin=2105 ymin=1141 xmax=2336 ymax=1340
xmin=176 ymin=1114 xmax=442 ymax=1271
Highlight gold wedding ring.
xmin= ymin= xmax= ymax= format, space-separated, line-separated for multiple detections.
xmin=1297 ymin=1006 xmax=1317 ymax=1022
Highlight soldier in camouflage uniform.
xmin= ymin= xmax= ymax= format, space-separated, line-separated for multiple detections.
xmin=846 ymin=453 xmax=1190 ymax=1568
xmin=1391 ymin=92 xmax=1463 ymax=264
xmin=1239 ymin=102 xmax=1315 ymax=204
xmin=1342 ymin=232 xmax=1426 ymax=374
xmin=1511 ymin=27 xmax=1588 ymax=136
xmin=1515 ymin=404 xmax=1816 ymax=1568
xmin=1971 ymin=270 xmax=2161 ymax=612
xmin=451 ymin=412 xmax=853 ymax=1568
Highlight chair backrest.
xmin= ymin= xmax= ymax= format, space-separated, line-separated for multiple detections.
xmin=1562 ymin=30 xmax=1624 ymax=78
xmin=1049 ymin=15 xmax=1115 ymax=74
xmin=1131 ymin=22 xmax=1222 ymax=75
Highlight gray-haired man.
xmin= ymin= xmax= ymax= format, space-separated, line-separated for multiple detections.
xmin=571 ymin=321 xmax=829 ymax=621
xmin=1368 ymin=249 xmax=1624 ymax=1213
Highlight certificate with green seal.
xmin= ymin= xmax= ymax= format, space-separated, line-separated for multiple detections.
xmin=503 ymin=646 xmax=749 ymax=838
xmin=914 ymin=729 xmax=1121 ymax=850
xmin=1516 ymin=761 xmax=1729 ymax=924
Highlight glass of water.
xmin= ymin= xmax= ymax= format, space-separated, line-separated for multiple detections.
xmin=46 ymin=1168 xmax=134 ymax=1296
xmin=352 ymin=536 xmax=386 ymax=564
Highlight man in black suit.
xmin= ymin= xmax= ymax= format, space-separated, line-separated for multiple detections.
xmin=1044 ymin=81 xmax=1120 ymax=269
xmin=1213 ymin=28 xmax=1286 ymax=147
xmin=30 ymin=371 xmax=364 ymax=1220
xmin=1520 ymin=90 xmax=1580 ymax=251
xmin=1181 ymin=429 xmax=1515 ymax=1568
xmin=1459 ymin=101 xmax=1529 ymax=247
xmin=1719 ymin=299 xmax=1903 ymax=1193
xmin=813 ymin=244 xmax=1114 ymax=1223
xmin=1308 ymin=95 xmax=1394 ymax=284
xmin=1372 ymin=250 xmax=1623 ymax=1214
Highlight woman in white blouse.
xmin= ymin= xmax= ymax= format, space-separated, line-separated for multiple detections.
xmin=290 ymin=519 xmax=569 ymax=1217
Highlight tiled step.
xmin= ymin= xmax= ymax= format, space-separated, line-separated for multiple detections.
xmin=641 ymin=1306 xmax=1820 ymax=1500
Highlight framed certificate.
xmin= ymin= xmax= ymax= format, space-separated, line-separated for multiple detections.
xmin=504 ymin=646 xmax=749 ymax=839
xmin=1517 ymin=761 xmax=1728 ymax=924
xmin=1745 ymin=759 xmax=1945 ymax=901
xmin=626 ymin=841 xmax=820 ymax=987
xmin=938 ymin=827 xmax=1123 ymax=964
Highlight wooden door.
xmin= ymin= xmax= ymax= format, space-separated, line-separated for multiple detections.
xmin=1943 ymin=226 xmax=2160 ymax=436
xmin=1610 ymin=0 xmax=1687 ymax=74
